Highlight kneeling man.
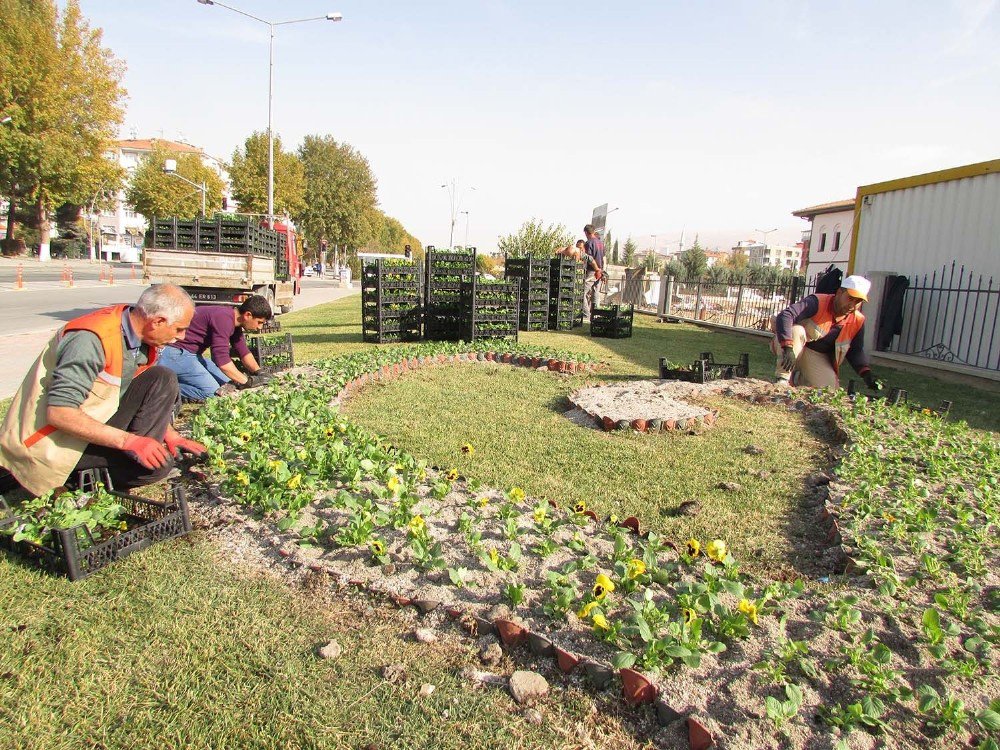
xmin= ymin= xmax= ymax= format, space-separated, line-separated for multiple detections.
xmin=771 ymin=275 xmax=879 ymax=390
xmin=157 ymin=295 xmax=273 ymax=402
xmin=0 ymin=284 xmax=206 ymax=496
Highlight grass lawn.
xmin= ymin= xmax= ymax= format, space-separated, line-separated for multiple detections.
xmin=342 ymin=364 xmax=833 ymax=579
xmin=1 ymin=294 xmax=998 ymax=749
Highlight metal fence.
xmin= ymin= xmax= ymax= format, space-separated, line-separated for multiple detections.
xmin=886 ymin=263 xmax=999 ymax=372
xmin=601 ymin=270 xmax=814 ymax=331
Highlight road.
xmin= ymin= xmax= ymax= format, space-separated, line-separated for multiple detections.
xmin=0 ymin=275 xmax=359 ymax=399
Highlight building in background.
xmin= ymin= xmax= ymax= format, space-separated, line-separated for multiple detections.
xmin=98 ymin=138 xmax=233 ymax=250
xmin=737 ymin=240 xmax=802 ymax=270
xmin=791 ymin=199 xmax=855 ymax=282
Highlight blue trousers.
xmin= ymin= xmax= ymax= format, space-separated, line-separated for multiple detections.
xmin=157 ymin=346 xmax=230 ymax=400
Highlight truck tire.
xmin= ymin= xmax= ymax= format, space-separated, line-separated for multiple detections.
xmin=280 ymin=304 xmax=293 ymax=314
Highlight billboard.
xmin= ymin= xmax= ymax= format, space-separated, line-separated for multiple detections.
xmin=591 ymin=203 xmax=608 ymax=234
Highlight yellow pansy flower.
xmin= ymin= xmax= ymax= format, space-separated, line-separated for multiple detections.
xmin=573 ymin=501 xmax=586 ymax=514
xmin=478 ymin=496 xmax=489 ymax=508
xmin=578 ymin=600 xmax=600 ymax=619
xmin=446 ymin=468 xmax=459 ymax=481
xmin=738 ymin=599 xmax=759 ymax=625
xmin=593 ymin=574 xmax=615 ymax=600
xmin=682 ymin=608 xmax=697 ymax=624
xmin=235 ymin=471 xmax=250 ymax=486
xmin=287 ymin=474 xmax=302 ymax=489
xmin=461 ymin=443 xmax=475 ymax=455
xmin=592 ymin=613 xmax=610 ymax=631
xmin=408 ymin=516 xmax=426 ymax=535
xmin=239 ymin=432 xmax=252 ymax=443
xmin=509 ymin=487 xmax=526 ymax=503
xmin=370 ymin=539 xmax=386 ymax=556
xmin=387 ymin=476 xmax=401 ymax=494
xmin=626 ymin=559 xmax=646 ymax=580
xmin=533 ymin=507 xmax=547 ymax=523
xmin=686 ymin=538 xmax=701 ymax=558
xmin=706 ymin=539 xmax=728 ymax=563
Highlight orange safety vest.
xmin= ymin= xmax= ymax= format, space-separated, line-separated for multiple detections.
xmin=799 ymin=293 xmax=865 ymax=373
xmin=0 ymin=305 xmax=157 ymax=495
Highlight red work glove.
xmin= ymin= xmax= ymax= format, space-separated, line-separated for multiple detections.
xmin=164 ymin=433 xmax=208 ymax=458
xmin=122 ymin=434 xmax=171 ymax=470
xmin=595 ymin=269 xmax=604 ymax=281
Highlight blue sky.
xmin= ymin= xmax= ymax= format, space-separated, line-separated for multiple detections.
xmin=79 ymin=0 xmax=1000 ymax=252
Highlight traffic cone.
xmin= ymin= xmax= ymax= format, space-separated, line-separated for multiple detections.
xmin=14 ymin=263 xmax=24 ymax=291
xmin=108 ymin=265 xmax=115 ymax=286
xmin=67 ymin=268 xmax=74 ymax=287
xmin=130 ymin=264 xmax=136 ymax=280
xmin=99 ymin=264 xmax=107 ymax=282
xmin=61 ymin=264 xmax=70 ymax=286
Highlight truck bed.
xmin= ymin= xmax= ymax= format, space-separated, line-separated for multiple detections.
xmin=144 ymin=248 xmax=277 ymax=289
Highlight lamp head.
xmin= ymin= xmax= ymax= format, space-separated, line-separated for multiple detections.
xmin=163 ymin=159 xmax=177 ymax=173
xmin=326 ymin=12 xmax=343 ymax=21
xmin=197 ymin=0 xmax=214 ymax=5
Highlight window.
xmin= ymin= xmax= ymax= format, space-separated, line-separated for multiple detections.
xmin=833 ymin=230 xmax=842 ymax=252
xmin=818 ymin=233 xmax=827 ymax=252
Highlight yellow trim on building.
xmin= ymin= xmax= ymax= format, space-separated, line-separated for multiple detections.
xmin=847 ymin=158 xmax=1000 ymax=273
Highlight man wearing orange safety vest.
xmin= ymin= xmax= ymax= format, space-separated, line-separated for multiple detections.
xmin=0 ymin=284 xmax=207 ymax=497
xmin=771 ymin=275 xmax=879 ymax=390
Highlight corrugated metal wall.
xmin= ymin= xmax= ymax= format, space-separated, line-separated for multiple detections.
xmin=855 ymin=171 xmax=1000 ymax=372
xmin=854 ymin=172 xmax=1000 ymax=279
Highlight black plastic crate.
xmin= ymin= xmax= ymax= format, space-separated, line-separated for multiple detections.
xmin=247 ymin=332 xmax=295 ymax=373
xmin=590 ymin=304 xmax=634 ymax=339
xmin=658 ymin=351 xmax=749 ymax=382
xmin=362 ymin=259 xmax=423 ymax=342
xmin=698 ymin=352 xmax=750 ymax=378
xmin=0 ymin=484 xmax=191 ymax=581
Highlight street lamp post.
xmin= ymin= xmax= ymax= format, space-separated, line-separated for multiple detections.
xmin=196 ymin=0 xmax=342 ymax=225
xmin=461 ymin=211 xmax=470 ymax=249
xmin=163 ymin=159 xmax=207 ymax=217
xmin=754 ymin=227 xmax=778 ymax=247
xmin=440 ymin=179 xmax=474 ymax=249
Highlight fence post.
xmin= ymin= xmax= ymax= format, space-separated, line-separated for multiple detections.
xmin=657 ymin=272 xmax=669 ymax=318
xmin=733 ymin=282 xmax=745 ymax=327
xmin=694 ymin=279 xmax=704 ymax=321
xmin=791 ymin=276 xmax=803 ymax=302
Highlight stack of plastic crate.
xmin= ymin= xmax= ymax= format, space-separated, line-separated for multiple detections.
xmin=361 ymin=258 xmax=423 ymax=344
xmin=425 ymin=248 xmax=476 ymax=341
xmin=548 ymin=257 xmax=578 ymax=331
xmin=461 ymin=277 xmax=519 ymax=343
xmin=573 ymin=260 xmax=586 ymax=327
xmin=504 ymin=254 xmax=550 ymax=331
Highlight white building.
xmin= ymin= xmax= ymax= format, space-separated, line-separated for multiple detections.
xmin=738 ymin=240 xmax=802 ymax=270
xmin=791 ymin=199 xmax=855 ymax=283
xmin=98 ymin=138 xmax=232 ymax=249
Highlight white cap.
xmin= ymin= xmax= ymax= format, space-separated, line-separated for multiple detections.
xmin=841 ymin=274 xmax=871 ymax=302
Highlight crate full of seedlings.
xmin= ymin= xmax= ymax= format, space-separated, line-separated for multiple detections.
xmin=504 ymin=254 xmax=550 ymax=331
xmin=697 ymin=352 xmax=750 ymax=379
xmin=247 ymin=332 xmax=295 ymax=373
xmin=425 ymin=247 xmax=476 ymax=341
xmin=549 ymin=257 xmax=580 ymax=331
xmin=573 ymin=260 xmax=586 ymax=327
xmin=590 ymin=304 xmax=634 ymax=339
xmin=0 ymin=481 xmax=191 ymax=581
xmin=658 ymin=351 xmax=750 ymax=383
xmin=362 ymin=258 xmax=423 ymax=344
xmin=461 ymin=277 xmax=519 ymax=343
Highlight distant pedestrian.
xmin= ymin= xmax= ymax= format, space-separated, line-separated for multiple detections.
xmin=582 ymin=225 xmax=606 ymax=320
xmin=404 ymin=244 xmax=412 ymax=259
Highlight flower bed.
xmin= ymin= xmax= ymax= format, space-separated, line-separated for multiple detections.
xmin=184 ymin=343 xmax=999 ymax=750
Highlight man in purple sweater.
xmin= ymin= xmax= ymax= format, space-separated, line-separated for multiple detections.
xmin=157 ymin=295 xmax=273 ymax=401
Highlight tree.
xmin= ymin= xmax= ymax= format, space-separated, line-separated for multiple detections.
xmin=612 ymin=239 xmax=620 ymax=265
xmin=496 ymin=218 xmax=572 ymax=259
xmin=0 ymin=0 xmax=127 ymax=256
xmin=643 ymin=251 xmax=659 ymax=271
xmin=297 ymin=134 xmax=380 ymax=250
xmin=679 ymin=239 xmax=709 ymax=280
xmin=229 ymin=131 xmax=305 ymax=219
xmin=126 ymin=143 xmax=225 ymax=220
xmin=662 ymin=258 xmax=685 ymax=280
xmin=622 ymin=235 xmax=637 ymax=267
